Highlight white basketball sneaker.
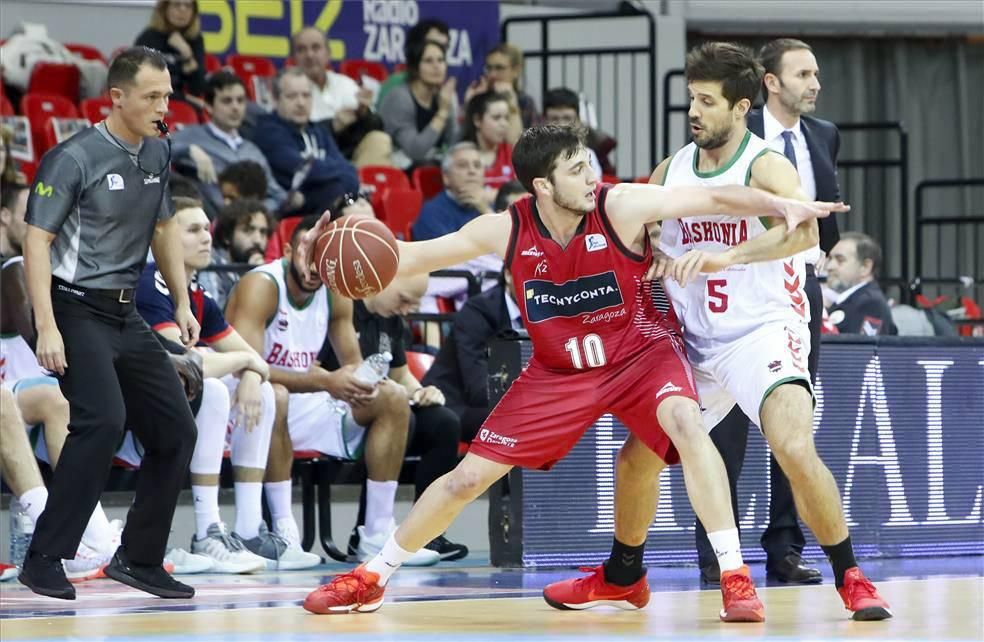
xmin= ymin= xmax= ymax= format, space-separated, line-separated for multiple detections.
xmin=356 ymin=519 xmax=440 ymax=567
xmin=190 ymin=522 xmax=265 ymax=574
xmin=234 ymin=521 xmax=321 ymax=571
xmin=165 ymin=548 xmax=214 ymax=575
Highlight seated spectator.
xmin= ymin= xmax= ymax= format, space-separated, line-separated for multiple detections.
xmin=465 ymin=43 xmax=539 ymax=133
xmin=825 ymin=232 xmax=897 ymax=335
xmin=253 ymin=68 xmax=359 ymax=216
xmin=134 ymin=0 xmax=206 ymax=106
xmin=135 ymin=197 xmax=318 ymax=571
xmin=543 ymin=87 xmax=612 ymax=178
xmin=412 ymin=142 xmax=490 ymax=241
xmin=197 ymin=198 xmax=271 ymax=309
xmin=1 ymin=126 xmax=24 ymax=183
xmin=172 ymin=71 xmax=285 ymax=215
xmin=459 ymin=91 xmax=518 ymax=194
xmin=423 ymin=270 xmax=523 ymax=442
xmin=376 ymin=19 xmax=449 ymax=109
xmin=224 ymin=217 xmax=438 ymax=566
xmin=378 ymin=39 xmax=458 ymax=169
xmin=494 ymin=180 xmax=528 ymax=212
xmin=317 ymin=273 xmax=469 ymax=561
xmin=218 ymin=161 xmax=268 ymax=205
xmin=291 ymin=27 xmax=392 ymax=168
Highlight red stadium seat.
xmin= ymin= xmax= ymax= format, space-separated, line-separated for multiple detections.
xmin=0 ymin=94 xmax=13 ymax=117
xmin=405 ymin=351 xmax=435 ymax=381
xmin=264 ymin=216 xmax=303 ymax=262
xmin=339 ymin=60 xmax=388 ymax=83
xmin=411 ymin=165 xmax=443 ymax=202
xmin=393 ymin=63 xmax=407 ymax=74
xmin=80 ymin=97 xmax=113 ymax=124
xmin=20 ymin=94 xmax=79 ymax=158
xmin=65 ymin=43 xmax=107 ymax=63
xmin=27 ymin=62 xmax=81 ymax=104
xmin=204 ymin=53 xmax=223 ymax=73
xmin=378 ymin=187 xmax=422 ymax=241
xmin=601 ymin=174 xmax=621 ymax=184
xmin=359 ymin=164 xmax=411 ymax=214
xmin=42 ymin=118 xmax=91 ymax=154
xmin=227 ymin=54 xmax=277 ymax=85
xmin=166 ymin=99 xmax=199 ymax=130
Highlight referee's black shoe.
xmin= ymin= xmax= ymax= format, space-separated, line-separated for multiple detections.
xmin=19 ymin=550 xmax=75 ymax=600
xmin=104 ymin=547 xmax=195 ymax=599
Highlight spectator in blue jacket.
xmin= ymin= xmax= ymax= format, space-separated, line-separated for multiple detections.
xmin=252 ymin=67 xmax=359 ymax=217
xmin=411 ymin=142 xmax=490 ymax=241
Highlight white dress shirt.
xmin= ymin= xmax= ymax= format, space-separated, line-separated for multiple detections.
xmin=206 ymin=122 xmax=243 ymax=151
xmin=309 ymin=70 xmax=361 ymax=123
xmin=762 ymin=104 xmax=821 ymax=266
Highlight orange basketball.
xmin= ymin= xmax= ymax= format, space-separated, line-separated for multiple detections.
xmin=314 ymin=215 xmax=400 ymax=299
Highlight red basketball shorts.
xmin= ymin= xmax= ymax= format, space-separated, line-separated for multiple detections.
xmin=470 ymin=335 xmax=698 ymax=470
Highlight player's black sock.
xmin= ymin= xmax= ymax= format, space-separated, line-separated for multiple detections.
xmin=603 ymin=537 xmax=646 ymax=586
xmin=821 ymin=536 xmax=858 ymax=589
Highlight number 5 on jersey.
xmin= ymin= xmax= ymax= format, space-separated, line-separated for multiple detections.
xmin=565 ymin=334 xmax=607 ymax=369
xmin=707 ymin=279 xmax=729 ymax=313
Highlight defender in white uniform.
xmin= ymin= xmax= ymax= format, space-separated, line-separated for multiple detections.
xmin=648 ymin=43 xmax=891 ymax=620
xmin=659 ymin=130 xmax=812 ymax=429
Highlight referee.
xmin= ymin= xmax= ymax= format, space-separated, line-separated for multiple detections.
xmin=20 ymin=47 xmax=200 ymax=600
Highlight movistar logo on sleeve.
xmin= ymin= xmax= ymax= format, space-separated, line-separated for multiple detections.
xmin=34 ymin=182 xmax=53 ymax=198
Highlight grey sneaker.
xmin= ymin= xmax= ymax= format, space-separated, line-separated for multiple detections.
xmin=233 ymin=522 xmax=321 ymax=571
xmin=190 ymin=523 xmax=264 ymax=574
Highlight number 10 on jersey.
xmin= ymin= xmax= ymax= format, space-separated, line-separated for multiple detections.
xmin=565 ymin=334 xmax=607 ymax=369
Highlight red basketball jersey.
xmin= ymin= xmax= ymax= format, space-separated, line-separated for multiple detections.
xmin=505 ymin=185 xmax=684 ymax=372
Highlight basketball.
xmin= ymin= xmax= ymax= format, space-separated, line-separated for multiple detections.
xmin=314 ymin=215 xmax=400 ymax=299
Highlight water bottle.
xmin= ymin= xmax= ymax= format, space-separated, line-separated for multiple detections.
xmin=9 ymin=498 xmax=33 ymax=567
xmin=328 ymin=352 xmax=392 ymax=414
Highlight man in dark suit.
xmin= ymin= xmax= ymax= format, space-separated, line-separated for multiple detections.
xmin=826 ymin=232 xmax=897 ymax=335
xmin=423 ymin=271 xmax=523 ymax=443
xmin=695 ymin=38 xmax=841 ymax=585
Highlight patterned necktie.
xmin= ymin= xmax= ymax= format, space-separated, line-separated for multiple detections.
xmin=781 ymin=130 xmax=798 ymax=170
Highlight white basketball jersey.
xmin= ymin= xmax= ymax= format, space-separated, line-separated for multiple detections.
xmin=659 ymin=131 xmax=810 ymax=357
xmin=1 ymin=257 xmax=47 ymax=384
xmin=252 ymin=259 xmax=330 ymax=373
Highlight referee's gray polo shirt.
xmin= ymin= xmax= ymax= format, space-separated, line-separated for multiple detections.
xmin=25 ymin=123 xmax=174 ymax=290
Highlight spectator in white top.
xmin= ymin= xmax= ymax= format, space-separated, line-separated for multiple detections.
xmin=291 ymin=27 xmax=393 ymax=167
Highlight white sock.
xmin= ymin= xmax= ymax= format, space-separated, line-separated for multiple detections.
xmin=192 ymin=484 xmax=221 ymax=540
xmin=707 ymin=528 xmax=744 ymax=572
xmin=365 ymin=533 xmax=416 ymax=585
xmin=233 ymin=481 xmax=263 ymax=539
xmin=364 ymin=479 xmax=398 ymax=537
xmin=81 ymin=501 xmax=116 ymax=553
xmin=18 ymin=486 xmax=48 ymax=528
xmin=264 ymin=480 xmax=293 ymax=523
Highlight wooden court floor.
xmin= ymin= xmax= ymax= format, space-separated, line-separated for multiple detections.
xmin=1 ymin=557 xmax=981 ymax=642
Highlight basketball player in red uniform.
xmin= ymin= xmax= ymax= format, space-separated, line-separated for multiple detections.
xmin=298 ymin=125 xmax=845 ymax=621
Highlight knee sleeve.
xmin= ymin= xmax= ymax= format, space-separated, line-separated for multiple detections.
xmin=230 ymin=381 xmax=275 ymax=470
xmin=190 ymin=378 xmax=231 ymax=475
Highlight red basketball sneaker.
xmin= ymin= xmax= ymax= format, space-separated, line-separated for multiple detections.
xmin=837 ymin=567 xmax=892 ymax=620
xmin=719 ymin=565 xmax=766 ymax=622
xmin=543 ymin=565 xmax=650 ymax=610
xmin=303 ymin=565 xmax=386 ymax=615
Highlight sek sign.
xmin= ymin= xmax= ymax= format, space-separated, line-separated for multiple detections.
xmin=198 ymin=1 xmax=499 ymax=87
xmin=509 ymin=338 xmax=984 ymax=566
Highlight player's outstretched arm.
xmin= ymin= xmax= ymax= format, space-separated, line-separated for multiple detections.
xmin=395 ymin=212 xmax=513 ymax=278
xmin=715 ymin=152 xmax=823 ymax=267
xmin=605 ymin=181 xmax=847 ymax=232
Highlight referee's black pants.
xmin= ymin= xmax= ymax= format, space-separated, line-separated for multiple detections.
xmin=695 ymin=266 xmax=822 ymax=571
xmin=29 ymin=283 xmax=197 ymax=566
